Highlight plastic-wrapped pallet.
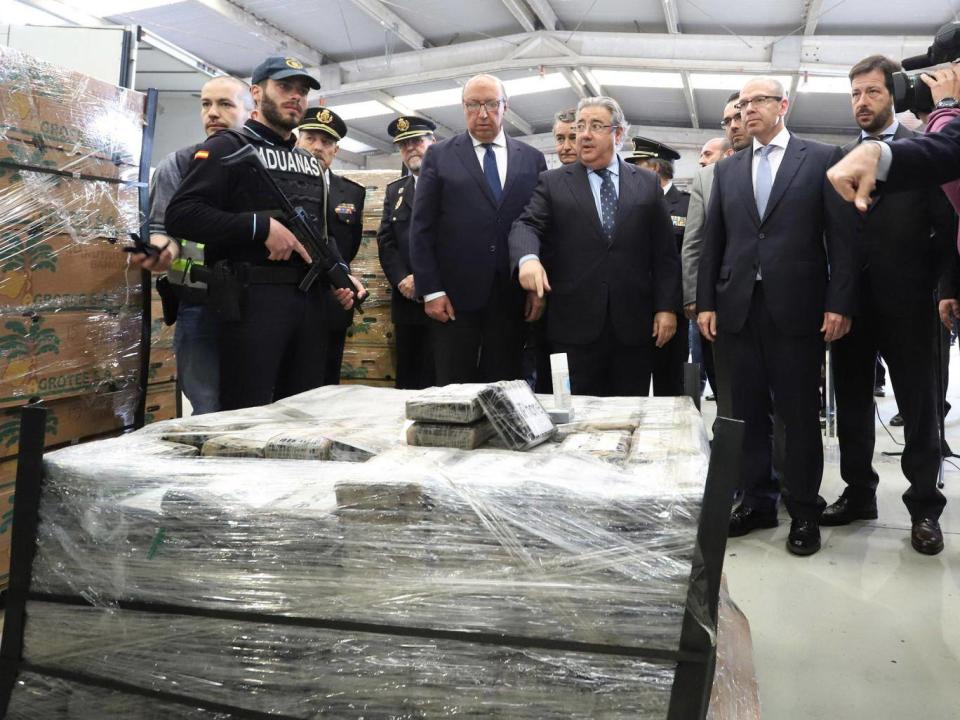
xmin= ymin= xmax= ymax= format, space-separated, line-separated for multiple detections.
xmin=557 ymin=430 xmax=632 ymax=464
xmin=11 ymin=409 xmax=715 ymax=717
xmin=5 ymin=384 xmax=739 ymax=718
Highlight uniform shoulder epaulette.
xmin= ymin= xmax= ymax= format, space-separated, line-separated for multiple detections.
xmin=385 ymin=175 xmax=408 ymax=187
xmin=341 ymin=175 xmax=367 ymax=191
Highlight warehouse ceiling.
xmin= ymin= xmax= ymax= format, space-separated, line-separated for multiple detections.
xmin=10 ymin=0 xmax=960 ymax=158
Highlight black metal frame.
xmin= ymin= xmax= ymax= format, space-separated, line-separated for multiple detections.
xmin=0 ymin=409 xmax=744 ymax=720
xmin=133 ymin=87 xmax=160 ymax=430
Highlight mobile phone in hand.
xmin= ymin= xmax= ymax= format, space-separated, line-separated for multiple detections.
xmin=122 ymin=233 xmax=160 ymax=257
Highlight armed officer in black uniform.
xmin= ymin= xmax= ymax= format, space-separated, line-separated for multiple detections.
xmin=627 ymin=136 xmax=690 ymax=395
xmin=295 ymin=107 xmax=366 ymax=385
xmin=377 ymin=115 xmax=438 ymax=389
xmin=165 ymin=56 xmax=360 ymax=411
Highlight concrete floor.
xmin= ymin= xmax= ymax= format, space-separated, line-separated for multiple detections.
xmin=704 ymin=361 xmax=960 ymax=720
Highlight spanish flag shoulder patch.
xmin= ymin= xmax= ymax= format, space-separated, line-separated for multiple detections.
xmin=194 ymin=149 xmax=210 ymax=160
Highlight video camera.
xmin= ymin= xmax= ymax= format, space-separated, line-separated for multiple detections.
xmin=893 ymin=21 xmax=960 ymax=115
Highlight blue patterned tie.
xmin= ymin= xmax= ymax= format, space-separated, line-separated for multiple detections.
xmin=754 ymin=144 xmax=775 ymax=219
xmin=597 ymin=168 xmax=618 ymax=240
xmin=482 ymin=143 xmax=502 ymax=202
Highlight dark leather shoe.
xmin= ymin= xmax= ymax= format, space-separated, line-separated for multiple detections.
xmin=705 ymin=394 xmax=716 ymax=402
xmin=820 ymin=496 xmax=878 ymax=526
xmin=787 ymin=520 xmax=821 ymax=556
xmin=890 ymin=413 xmax=904 ymax=426
xmin=911 ymin=518 xmax=944 ymax=555
xmin=728 ymin=505 xmax=778 ymax=537
xmin=873 ymin=385 xmax=885 ymax=397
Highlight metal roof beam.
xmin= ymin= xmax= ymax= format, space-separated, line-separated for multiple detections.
xmin=192 ymin=0 xmax=324 ymax=66
xmin=348 ymin=0 xmax=429 ymax=50
xmin=803 ymin=0 xmax=826 ymax=36
xmin=321 ymin=31 xmax=930 ymax=96
xmin=367 ymin=90 xmax=457 ymax=137
xmin=501 ymin=0 xmax=538 ymax=32
xmin=526 ymin=0 xmax=562 ymax=31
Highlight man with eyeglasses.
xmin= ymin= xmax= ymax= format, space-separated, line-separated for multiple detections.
xmin=377 ymin=115 xmax=438 ymax=389
xmin=823 ymin=55 xmax=955 ymax=555
xmin=410 ymin=74 xmax=547 ymax=384
xmin=697 ymin=77 xmax=859 ymax=556
xmin=508 ymin=96 xmax=680 ymax=396
xmin=682 ymin=93 xmax=744 ymax=412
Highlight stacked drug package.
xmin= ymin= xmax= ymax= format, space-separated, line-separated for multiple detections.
xmin=0 ymin=46 xmax=148 ymax=586
xmin=339 ymin=169 xmax=400 ymax=386
xmin=4 ymin=384 xmax=757 ymax=718
xmin=405 ymin=380 xmax=556 ymax=451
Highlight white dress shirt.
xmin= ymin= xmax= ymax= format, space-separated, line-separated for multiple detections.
xmin=750 ymin=124 xmax=791 ymax=195
xmin=661 ymin=180 xmax=673 ymax=196
xmin=470 ymin=128 xmax=508 ymax=188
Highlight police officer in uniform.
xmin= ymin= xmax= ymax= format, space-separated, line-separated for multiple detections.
xmin=626 ymin=136 xmax=690 ymax=395
xmin=165 ymin=56 xmax=360 ymax=411
xmin=377 ymin=115 xmax=437 ymax=389
xmin=295 ymin=107 xmax=366 ymax=385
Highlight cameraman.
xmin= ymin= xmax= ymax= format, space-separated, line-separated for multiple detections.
xmin=829 ymin=66 xmax=960 ymax=206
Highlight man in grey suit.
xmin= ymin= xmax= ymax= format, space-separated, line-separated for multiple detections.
xmin=697 ymin=77 xmax=859 ymax=556
xmin=682 ymin=93 xmax=745 ymax=412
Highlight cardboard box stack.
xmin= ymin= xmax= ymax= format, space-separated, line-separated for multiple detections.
xmin=146 ymin=284 xmax=177 ymax=423
xmin=339 ymin=169 xmax=401 ymax=387
xmin=0 ymin=46 xmax=148 ymax=588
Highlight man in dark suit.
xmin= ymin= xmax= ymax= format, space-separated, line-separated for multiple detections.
xmin=296 ymin=107 xmax=366 ymax=385
xmin=377 ymin=116 xmax=437 ymax=390
xmin=697 ymin=76 xmax=858 ymax=555
xmin=628 ymin=137 xmax=689 ymax=395
xmin=509 ymin=96 xmax=680 ymax=396
xmin=828 ymin=67 xmax=960 ymax=205
xmin=824 ymin=56 xmax=954 ymax=555
xmin=410 ymin=74 xmax=547 ymax=383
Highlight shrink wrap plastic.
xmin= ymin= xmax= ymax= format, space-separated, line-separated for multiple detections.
xmin=8 ymin=385 xmax=755 ymax=717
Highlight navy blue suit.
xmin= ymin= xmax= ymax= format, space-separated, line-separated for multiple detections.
xmin=698 ymin=133 xmax=859 ymax=521
xmin=410 ymin=132 xmax=546 ymax=383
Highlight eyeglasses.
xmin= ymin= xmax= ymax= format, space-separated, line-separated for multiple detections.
xmin=573 ymin=121 xmax=617 ymax=134
xmin=464 ymin=99 xmax=504 ymax=113
xmin=734 ymin=95 xmax=782 ymax=111
xmin=720 ymin=112 xmax=741 ymax=129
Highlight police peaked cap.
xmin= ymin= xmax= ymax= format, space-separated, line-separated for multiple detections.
xmin=388 ymin=115 xmax=437 ymax=143
xmin=298 ymin=107 xmax=348 ymax=141
xmin=625 ymin=135 xmax=681 ymax=163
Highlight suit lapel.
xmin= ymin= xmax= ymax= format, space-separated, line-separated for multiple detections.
xmin=454 ymin=132 xmax=498 ymax=208
xmin=565 ymin=161 xmax=606 ymax=241
xmin=735 ymin=148 xmax=762 ymax=228
xmin=499 ymin=136 xmax=520 ymax=206
xmin=612 ymin=160 xmax=636 ymax=244
xmin=864 ymin=124 xmax=914 ymax=214
xmin=327 ymin=172 xmax=344 ymax=217
xmin=760 ymin=133 xmax=806 ymax=223
xmin=401 ymin=174 xmax=415 ymax=211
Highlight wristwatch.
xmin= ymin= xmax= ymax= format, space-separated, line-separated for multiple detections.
xmin=936 ymin=97 xmax=959 ymax=109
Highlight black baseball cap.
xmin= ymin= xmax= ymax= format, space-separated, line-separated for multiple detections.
xmin=251 ymin=56 xmax=320 ymax=90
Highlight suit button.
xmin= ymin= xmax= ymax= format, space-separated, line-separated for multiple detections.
xmin=758 ymin=232 xmax=765 ymax=239
xmin=489 ymin=245 xmax=496 ymax=253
